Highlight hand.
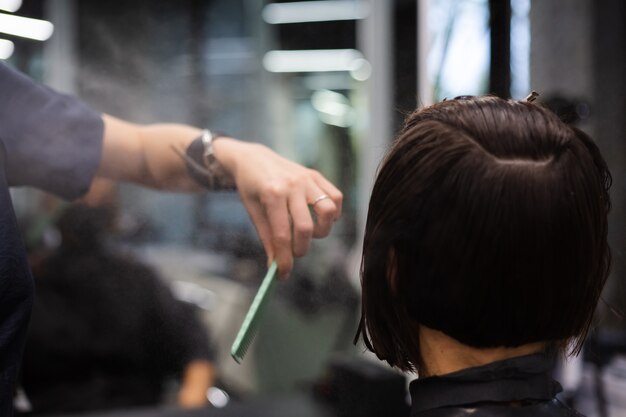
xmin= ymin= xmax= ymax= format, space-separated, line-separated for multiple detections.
xmin=177 ymin=360 xmax=214 ymax=409
xmin=213 ymin=138 xmax=343 ymax=278
xmin=178 ymin=387 xmax=209 ymax=409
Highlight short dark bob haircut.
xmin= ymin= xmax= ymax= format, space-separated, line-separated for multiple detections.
xmin=356 ymin=96 xmax=612 ymax=373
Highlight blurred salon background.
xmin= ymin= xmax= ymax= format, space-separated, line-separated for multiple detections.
xmin=2 ymin=0 xmax=626 ymax=416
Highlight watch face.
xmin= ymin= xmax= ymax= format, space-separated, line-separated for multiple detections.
xmin=201 ymin=129 xmax=215 ymax=158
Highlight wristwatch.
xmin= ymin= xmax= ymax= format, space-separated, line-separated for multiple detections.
xmin=200 ymin=129 xmax=220 ymax=167
xmin=185 ymin=129 xmax=237 ymax=190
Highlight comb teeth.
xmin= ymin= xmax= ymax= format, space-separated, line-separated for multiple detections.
xmin=232 ymin=325 xmax=258 ymax=364
xmin=231 ymin=262 xmax=279 ymax=363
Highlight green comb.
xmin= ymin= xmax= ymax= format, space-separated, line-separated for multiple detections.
xmin=231 ymin=261 xmax=279 ymax=363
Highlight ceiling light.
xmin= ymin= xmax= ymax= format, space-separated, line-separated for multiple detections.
xmin=263 ymin=1 xmax=369 ymax=24
xmin=263 ymin=49 xmax=364 ymax=73
xmin=0 ymin=12 xmax=54 ymax=41
xmin=0 ymin=38 xmax=14 ymax=59
xmin=0 ymin=0 xmax=22 ymax=13
xmin=311 ymin=89 xmax=356 ymax=128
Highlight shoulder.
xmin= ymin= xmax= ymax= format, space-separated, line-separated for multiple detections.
xmin=415 ymin=399 xmax=585 ymax=417
xmin=0 ymin=62 xmax=104 ymax=199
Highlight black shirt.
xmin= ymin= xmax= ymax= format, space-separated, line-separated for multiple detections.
xmin=409 ymin=354 xmax=582 ymax=417
xmin=0 ymin=62 xmax=103 ymax=415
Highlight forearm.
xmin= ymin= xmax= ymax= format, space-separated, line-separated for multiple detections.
xmin=97 ymin=114 xmax=206 ymax=191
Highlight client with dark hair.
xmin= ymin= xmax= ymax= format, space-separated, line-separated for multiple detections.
xmin=356 ymin=95 xmax=611 ymax=416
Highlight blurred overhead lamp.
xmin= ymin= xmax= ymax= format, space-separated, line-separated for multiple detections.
xmin=0 ymin=12 xmax=54 ymax=41
xmin=207 ymin=387 xmax=230 ymax=408
xmin=349 ymin=58 xmax=371 ymax=81
xmin=0 ymin=0 xmax=21 ymax=13
xmin=0 ymin=38 xmax=13 ymax=59
xmin=263 ymin=48 xmax=364 ymax=73
xmin=263 ymin=0 xmax=369 ymax=24
xmin=311 ymin=89 xmax=356 ymax=128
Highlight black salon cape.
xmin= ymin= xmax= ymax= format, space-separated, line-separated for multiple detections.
xmin=409 ymin=354 xmax=582 ymax=417
xmin=0 ymin=62 xmax=103 ymax=415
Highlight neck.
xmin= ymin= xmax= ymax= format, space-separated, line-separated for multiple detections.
xmin=418 ymin=325 xmax=545 ymax=377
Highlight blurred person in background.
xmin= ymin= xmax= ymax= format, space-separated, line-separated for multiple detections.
xmin=19 ymin=180 xmax=215 ymax=414
xmin=356 ymin=96 xmax=611 ymax=417
xmin=0 ymin=60 xmax=342 ymax=415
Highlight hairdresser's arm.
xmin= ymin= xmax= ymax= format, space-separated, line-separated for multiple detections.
xmin=96 ymin=114 xmax=343 ymax=276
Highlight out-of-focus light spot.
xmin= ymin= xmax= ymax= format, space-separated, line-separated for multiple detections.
xmin=207 ymin=387 xmax=230 ymax=408
xmin=349 ymin=58 xmax=371 ymax=81
xmin=171 ymin=280 xmax=217 ymax=311
xmin=263 ymin=0 xmax=369 ymax=24
xmin=0 ymin=13 xmax=54 ymax=41
xmin=427 ymin=0 xmax=489 ymax=100
xmin=0 ymin=0 xmax=21 ymax=13
xmin=510 ymin=0 xmax=530 ymax=99
xmin=263 ymin=49 xmax=363 ymax=73
xmin=0 ymin=38 xmax=14 ymax=59
xmin=311 ymin=89 xmax=355 ymax=128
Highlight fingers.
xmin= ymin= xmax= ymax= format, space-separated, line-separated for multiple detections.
xmin=262 ymin=186 xmax=295 ymax=279
xmin=247 ymin=183 xmax=338 ymax=278
xmin=246 ymin=198 xmax=293 ymax=279
xmin=254 ymin=171 xmax=340 ymax=275
xmin=245 ymin=201 xmax=275 ymax=266
xmin=288 ymin=191 xmax=314 ymax=257
xmin=309 ymin=171 xmax=343 ymax=238
xmin=311 ymin=170 xmax=344 ymax=218
xmin=309 ymin=196 xmax=334 ymax=238
xmin=234 ymin=144 xmax=343 ymax=279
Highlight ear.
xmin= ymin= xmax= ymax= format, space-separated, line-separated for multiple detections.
xmin=387 ymin=247 xmax=399 ymax=294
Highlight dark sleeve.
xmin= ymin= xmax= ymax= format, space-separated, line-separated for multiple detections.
xmin=0 ymin=63 xmax=103 ymax=200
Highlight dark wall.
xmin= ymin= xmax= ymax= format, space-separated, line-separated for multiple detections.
xmin=393 ymin=0 xmax=418 ymax=130
xmin=593 ymin=0 xmax=626 ymax=322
